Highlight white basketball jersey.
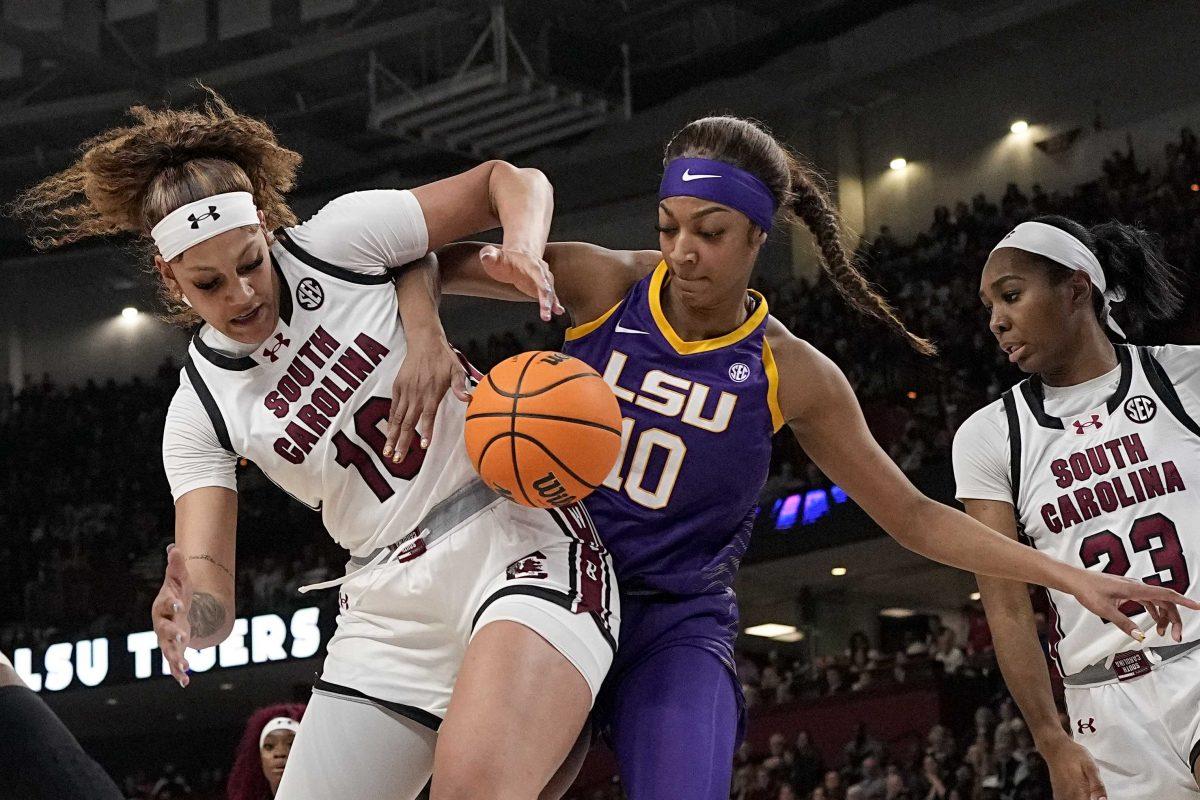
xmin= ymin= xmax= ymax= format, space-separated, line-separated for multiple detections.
xmin=1005 ymin=344 xmax=1200 ymax=675
xmin=178 ymin=231 xmax=478 ymax=556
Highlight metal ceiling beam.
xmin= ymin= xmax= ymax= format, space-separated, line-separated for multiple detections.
xmin=472 ymin=99 xmax=606 ymax=153
xmin=420 ymin=80 xmax=540 ymax=137
xmin=0 ymin=7 xmax=459 ymax=131
xmin=443 ymin=88 xmax=564 ymax=147
xmin=0 ymin=18 xmax=148 ymax=91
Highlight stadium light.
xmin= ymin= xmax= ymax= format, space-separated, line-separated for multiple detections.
xmin=880 ymin=607 xmax=915 ymax=618
xmin=889 ymin=157 xmax=908 ymax=172
xmin=830 ymin=566 xmax=848 ymax=577
xmin=1010 ymin=120 xmax=1030 ymax=135
xmin=745 ymin=623 xmax=798 ymax=639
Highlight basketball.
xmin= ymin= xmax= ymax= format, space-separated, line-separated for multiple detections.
xmin=465 ymin=351 xmax=623 ymax=508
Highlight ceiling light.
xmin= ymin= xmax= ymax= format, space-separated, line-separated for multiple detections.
xmin=880 ymin=607 xmax=915 ymax=618
xmin=745 ymin=623 xmax=798 ymax=638
xmin=889 ymin=158 xmax=907 ymax=171
xmin=830 ymin=566 xmax=848 ymax=577
xmin=1010 ymin=120 xmax=1029 ymax=135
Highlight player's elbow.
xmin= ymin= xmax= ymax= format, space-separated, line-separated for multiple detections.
xmin=880 ymin=493 xmax=939 ymax=553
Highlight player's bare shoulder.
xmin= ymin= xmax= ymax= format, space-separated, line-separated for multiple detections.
xmin=764 ymin=316 xmax=840 ymax=425
xmin=545 ymin=243 xmax=659 ymax=324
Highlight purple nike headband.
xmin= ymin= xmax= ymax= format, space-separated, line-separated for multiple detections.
xmin=659 ymin=157 xmax=778 ymax=232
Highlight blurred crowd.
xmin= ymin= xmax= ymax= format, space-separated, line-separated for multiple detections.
xmin=570 ymin=621 xmax=1063 ymax=800
xmin=2 ymin=128 xmax=1198 ymax=799
xmin=4 ymin=128 xmax=1199 ymax=649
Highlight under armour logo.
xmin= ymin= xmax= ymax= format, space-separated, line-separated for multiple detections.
xmin=187 ymin=207 xmax=220 ymax=229
xmin=1072 ymin=415 xmax=1103 ymax=434
xmin=1076 ymin=717 xmax=1096 ymax=734
xmin=261 ymin=332 xmax=291 ymax=363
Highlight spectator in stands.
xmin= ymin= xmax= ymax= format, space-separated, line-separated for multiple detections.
xmin=844 ymin=723 xmax=885 ymax=772
xmin=851 ymin=756 xmax=887 ymax=800
xmin=789 ymin=729 xmax=825 ymax=795
xmin=932 ymin=628 xmax=965 ymax=675
xmin=925 ymin=725 xmax=957 ymax=767
xmin=913 ymin=754 xmax=949 ymax=800
xmin=823 ymin=768 xmax=847 ymax=800
xmin=824 ymin=665 xmax=847 ymax=696
xmin=885 ymin=770 xmax=911 ymax=800
xmin=226 ymin=702 xmax=306 ymax=800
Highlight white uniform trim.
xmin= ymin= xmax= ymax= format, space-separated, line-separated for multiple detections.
xmin=954 ymin=344 xmax=1200 ymax=677
xmin=954 ymin=345 xmax=1200 ymax=504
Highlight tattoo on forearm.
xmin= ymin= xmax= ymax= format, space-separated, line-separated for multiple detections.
xmin=187 ymin=553 xmax=234 ymax=581
xmin=188 ymin=592 xmax=228 ymax=639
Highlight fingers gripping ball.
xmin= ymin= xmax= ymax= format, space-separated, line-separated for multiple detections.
xmin=465 ymin=351 xmax=622 ymax=508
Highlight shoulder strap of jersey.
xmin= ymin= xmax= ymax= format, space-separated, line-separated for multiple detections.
xmin=1137 ymin=345 xmax=1200 ymax=437
xmin=183 ymin=355 xmax=236 ymax=454
xmin=274 ymin=228 xmax=393 ymax=286
xmin=1001 ymin=387 xmax=1023 ymax=504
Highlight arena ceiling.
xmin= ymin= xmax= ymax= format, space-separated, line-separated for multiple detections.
xmin=0 ymin=1 xmax=917 ymax=245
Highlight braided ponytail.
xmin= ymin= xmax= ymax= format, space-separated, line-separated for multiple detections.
xmin=664 ymin=116 xmax=935 ymax=355
xmin=786 ymin=156 xmax=935 ymax=355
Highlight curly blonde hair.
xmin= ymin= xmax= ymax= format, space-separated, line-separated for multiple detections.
xmin=12 ymin=86 xmax=302 ymax=324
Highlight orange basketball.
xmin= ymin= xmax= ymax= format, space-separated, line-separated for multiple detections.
xmin=465 ymin=351 xmax=622 ymax=508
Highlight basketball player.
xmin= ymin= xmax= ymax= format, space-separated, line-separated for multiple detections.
xmin=388 ymin=117 xmax=1196 ymax=799
xmin=13 ymin=90 xmax=616 ymax=800
xmin=0 ymin=651 xmax=124 ymax=800
xmin=227 ymin=703 xmax=306 ymax=800
xmin=954 ymin=216 xmax=1200 ymax=800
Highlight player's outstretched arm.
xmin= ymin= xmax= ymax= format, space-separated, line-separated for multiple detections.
xmin=967 ymin=500 xmax=1107 ymax=800
xmin=771 ymin=327 xmax=1199 ymax=635
xmin=410 ymin=160 xmax=561 ymax=321
xmin=381 ymin=242 xmax=657 ymax=459
xmin=151 ymin=486 xmax=238 ymax=688
xmin=434 ymin=240 xmax=659 ymax=324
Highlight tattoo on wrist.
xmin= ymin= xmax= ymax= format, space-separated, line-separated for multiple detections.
xmin=187 ymin=553 xmax=234 ymax=581
xmin=188 ymin=592 xmax=228 ymax=639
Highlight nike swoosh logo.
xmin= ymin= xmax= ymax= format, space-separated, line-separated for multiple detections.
xmin=615 ymin=323 xmax=650 ymax=335
xmin=681 ymin=169 xmax=721 ymax=182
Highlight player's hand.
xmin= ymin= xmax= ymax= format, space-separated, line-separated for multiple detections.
xmin=1067 ymin=569 xmax=1199 ymax=642
xmin=151 ymin=544 xmax=193 ymax=688
xmin=1040 ymin=735 xmax=1107 ymax=800
xmin=383 ymin=330 xmax=471 ymax=464
xmin=479 ymin=245 xmax=564 ymax=321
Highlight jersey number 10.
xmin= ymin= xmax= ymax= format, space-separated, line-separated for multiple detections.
xmin=603 ymin=418 xmax=687 ymax=510
xmin=331 ymin=396 xmax=425 ymax=501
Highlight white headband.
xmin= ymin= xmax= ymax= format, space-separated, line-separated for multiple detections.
xmin=992 ymin=221 xmax=1126 ymax=337
xmin=259 ymin=716 xmax=300 ymax=748
xmin=151 ymin=191 xmax=261 ymax=261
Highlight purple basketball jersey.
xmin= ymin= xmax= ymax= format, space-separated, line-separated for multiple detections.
xmin=563 ymin=261 xmax=782 ymax=595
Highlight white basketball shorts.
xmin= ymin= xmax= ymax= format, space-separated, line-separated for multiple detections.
xmin=1065 ymin=646 xmax=1200 ymax=799
xmin=315 ymin=496 xmax=618 ymax=728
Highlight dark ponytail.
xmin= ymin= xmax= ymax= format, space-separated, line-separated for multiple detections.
xmin=1032 ymin=214 xmax=1183 ymax=339
xmin=664 ymin=116 xmax=936 ymax=355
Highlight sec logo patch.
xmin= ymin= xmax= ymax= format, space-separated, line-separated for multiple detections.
xmin=1123 ymin=395 xmax=1156 ymax=423
xmin=296 ymin=277 xmax=324 ymax=310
